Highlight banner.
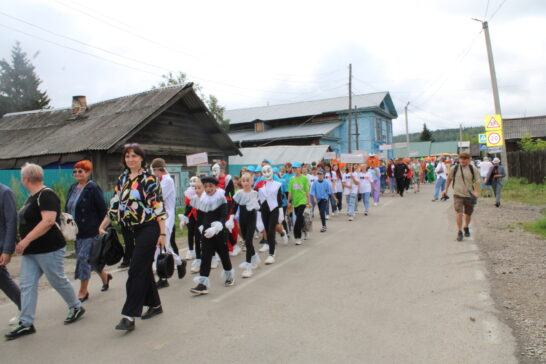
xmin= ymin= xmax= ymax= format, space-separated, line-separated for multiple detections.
xmin=379 ymin=144 xmax=392 ymax=150
xmin=186 ymin=152 xmax=208 ymax=166
xmin=340 ymin=153 xmax=365 ymax=164
xmin=323 ymin=152 xmax=337 ymax=160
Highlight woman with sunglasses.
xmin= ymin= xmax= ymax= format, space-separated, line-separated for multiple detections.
xmin=99 ymin=143 xmax=167 ymax=331
xmin=65 ymin=160 xmax=111 ymax=302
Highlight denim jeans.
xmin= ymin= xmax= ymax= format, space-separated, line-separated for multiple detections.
xmin=346 ymin=194 xmax=357 ymax=216
xmin=493 ymin=182 xmax=503 ymax=205
xmin=327 ymin=194 xmax=337 ymax=214
xmin=317 ymin=199 xmax=328 ymax=227
xmin=434 ymin=177 xmax=446 ymax=199
xmin=20 ymin=248 xmax=81 ymax=326
xmin=360 ymin=192 xmax=371 ymax=212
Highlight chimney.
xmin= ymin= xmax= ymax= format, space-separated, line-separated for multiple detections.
xmin=254 ymin=120 xmax=264 ymax=133
xmin=72 ymin=95 xmax=88 ymax=115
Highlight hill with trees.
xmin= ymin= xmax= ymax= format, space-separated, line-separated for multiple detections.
xmin=393 ymin=125 xmax=483 ymax=143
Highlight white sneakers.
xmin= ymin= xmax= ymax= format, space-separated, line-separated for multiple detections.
xmin=373 ymin=202 xmax=378 ymax=207
xmin=349 ymin=216 xmax=354 ymax=221
xmin=282 ymin=231 xmax=289 ymax=245
xmin=295 ymin=239 xmax=302 ymax=245
xmin=264 ymin=255 xmax=275 ymax=265
xmin=326 ymin=214 xmax=330 ymax=220
xmin=241 ymin=267 xmax=253 ymax=278
xmin=190 ymin=259 xmax=201 ymax=273
xmin=230 ymin=245 xmax=241 ymax=256
xmin=185 ymin=250 xmax=196 ymax=260
xmin=8 ymin=316 xmax=18 ymax=326
xmin=259 ymin=244 xmax=269 ymax=252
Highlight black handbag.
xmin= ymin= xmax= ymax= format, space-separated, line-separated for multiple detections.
xmin=88 ymin=234 xmax=106 ymax=273
xmin=102 ymin=227 xmax=124 ymax=266
xmin=156 ymin=249 xmax=174 ymax=279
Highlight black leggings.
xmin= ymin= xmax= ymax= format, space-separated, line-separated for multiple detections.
xmin=187 ymin=216 xmax=197 ymax=252
xmin=396 ymin=178 xmax=406 ymax=196
xmin=293 ymin=204 xmax=306 ymax=239
xmin=335 ymin=192 xmax=342 ymax=211
xmin=170 ymin=224 xmax=179 ymax=255
xmin=199 ymin=233 xmax=232 ymax=277
xmin=260 ymin=204 xmax=279 ymax=255
xmin=281 ymin=206 xmax=288 ymax=233
xmin=121 ymin=222 xmax=161 ymax=317
xmin=239 ymin=208 xmax=256 ymax=263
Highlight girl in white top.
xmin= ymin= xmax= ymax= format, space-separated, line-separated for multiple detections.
xmin=323 ymin=164 xmax=337 ymax=216
xmin=358 ymin=165 xmax=376 ymax=215
xmin=331 ymin=164 xmax=343 ymax=213
xmin=342 ymin=165 xmax=359 ymax=220
xmin=307 ymin=167 xmax=318 ymax=216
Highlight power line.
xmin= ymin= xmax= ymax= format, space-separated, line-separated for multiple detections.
xmin=484 ymin=0 xmax=491 ymax=20
xmin=488 ymin=0 xmax=509 ymax=21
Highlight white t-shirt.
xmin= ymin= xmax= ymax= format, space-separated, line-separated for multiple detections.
xmin=307 ymin=174 xmax=318 ymax=186
xmin=342 ymin=173 xmax=352 ymax=195
xmin=350 ymin=172 xmax=359 ymax=194
xmin=358 ymin=171 xmax=374 ymax=193
xmin=479 ymin=161 xmax=493 ymax=178
xmin=331 ymin=172 xmax=342 ymax=193
xmin=160 ymin=174 xmax=176 ymax=238
xmin=435 ymin=162 xmax=447 ymax=179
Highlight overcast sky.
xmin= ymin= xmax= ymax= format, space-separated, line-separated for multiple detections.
xmin=1 ymin=0 xmax=545 ymax=135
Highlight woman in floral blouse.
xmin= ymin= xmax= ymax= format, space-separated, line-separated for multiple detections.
xmin=99 ymin=143 xmax=166 ymax=332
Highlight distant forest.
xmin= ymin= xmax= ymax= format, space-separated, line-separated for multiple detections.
xmin=393 ymin=126 xmax=484 ymax=143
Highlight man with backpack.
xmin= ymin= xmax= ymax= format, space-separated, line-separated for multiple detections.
xmin=443 ymin=153 xmax=480 ymax=242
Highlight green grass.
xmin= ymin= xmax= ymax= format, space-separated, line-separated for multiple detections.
xmin=502 ymin=178 xmax=546 ymax=206
xmin=523 ymin=212 xmax=546 ymax=239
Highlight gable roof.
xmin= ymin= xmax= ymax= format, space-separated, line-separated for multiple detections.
xmin=225 ymin=92 xmax=398 ymax=125
xmin=503 ymin=115 xmax=546 ymax=140
xmin=228 ymin=121 xmax=342 ymax=143
xmin=229 ymin=145 xmax=330 ymax=166
xmin=0 ymin=84 xmax=240 ymax=163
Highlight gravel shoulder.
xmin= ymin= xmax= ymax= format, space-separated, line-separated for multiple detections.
xmin=474 ymin=198 xmax=546 ymax=364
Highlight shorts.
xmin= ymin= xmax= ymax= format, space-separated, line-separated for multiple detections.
xmin=453 ymin=195 xmax=474 ymax=215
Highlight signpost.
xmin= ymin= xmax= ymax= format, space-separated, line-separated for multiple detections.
xmin=379 ymin=144 xmax=392 ymax=151
xmin=486 ymin=131 xmax=504 ymax=147
xmin=488 ymin=146 xmax=503 ymax=154
xmin=479 ymin=143 xmax=488 ymax=152
xmin=186 ymin=152 xmax=208 ymax=166
xmin=478 ymin=133 xmax=487 ymax=144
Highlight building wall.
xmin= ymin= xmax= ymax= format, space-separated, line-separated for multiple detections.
xmin=336 ymin=111 xmax=393 ymax=154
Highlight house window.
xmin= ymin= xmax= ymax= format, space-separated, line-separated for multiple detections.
xmin=375 ymin=119 xmax=382 ymax=141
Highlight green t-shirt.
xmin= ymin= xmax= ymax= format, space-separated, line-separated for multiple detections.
xmin=288 ymin=175 xmax=309 ymax=207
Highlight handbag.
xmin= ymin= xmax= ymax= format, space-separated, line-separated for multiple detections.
xmin=156 ymin=249 xmax=174 ymax=279
xmin=102 ymin=227 xmax=124 ymax=266
xmin=38 ymin=189 xmax=79 ymax=241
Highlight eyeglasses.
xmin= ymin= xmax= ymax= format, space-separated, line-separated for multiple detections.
xmin=73 ymin=169 xmax=86 ymax=174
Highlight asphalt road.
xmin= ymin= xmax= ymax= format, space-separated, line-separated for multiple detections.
xmin=0 ymin=185 xmax=517 ymax=364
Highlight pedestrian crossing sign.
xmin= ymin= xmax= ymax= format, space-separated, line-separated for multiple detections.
xmin=479 ymin=133 xmax=487 ymax=144
xmin=484 ymin=114 xmax=503 ymax=131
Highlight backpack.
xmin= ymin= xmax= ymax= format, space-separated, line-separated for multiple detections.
xmin=37 ymin=188 xmax=78 ymax=241
xmin=451 ymin=164 xmax=475 ymax=188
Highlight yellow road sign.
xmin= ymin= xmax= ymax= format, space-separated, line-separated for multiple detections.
xmin=484 ymin=114 xmax=503 ymax=131
xmin=486 ymin=130 xmax=504 ymax=147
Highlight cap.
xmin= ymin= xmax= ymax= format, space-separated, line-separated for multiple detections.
xmin=247 ymin=165 xmax=255 ymax=172
xmin=317 ymin=169 xmax=325 ymax=174
xmin=493 ymin=157 xmax=500 ymax=163
xmin=262 ymin=159 xmax=272 ymax=165
xmin=255 ymin=166 xmax=262 ymax=172
xmin=201 ymin=176 xmax=219 ymax=185
xmin=273 ymin=167 xmax=279 ymax=173
xmin=292 ymin=162 xmax=302 ymax=168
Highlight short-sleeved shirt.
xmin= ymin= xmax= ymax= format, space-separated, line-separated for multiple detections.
xmin=288 ymin=175 xmax=310 ymax=207
xmin=358 ymin=171 xmax=374 ymax=193
xmin=448 ymin=164 xmax=479 ymax=198
xmin=18 ymin=188 xmax=66 ymax=255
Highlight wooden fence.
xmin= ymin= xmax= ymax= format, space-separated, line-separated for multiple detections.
xmin=507 ymin=150 xmax=546 ymax=184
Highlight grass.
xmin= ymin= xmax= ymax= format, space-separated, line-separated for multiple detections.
xmin=523 ymin=211 xmax=546 ymax=239
xmin=501 ymin=178 xmax=546 ymax=206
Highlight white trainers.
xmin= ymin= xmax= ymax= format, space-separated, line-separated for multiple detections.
xmin=230 ymin=245 xmax=241 ymax=256
xmin=295 ymin=239 xmax=302 ymax=245
xmin=264 ymin=255 xmax=275 ymax=265
xmin=241 ymin=268 xmax=253 ymax=278
xmin=8 ymin=316 xmax=19 ymax=326
xmin=211 ymin=255 xmax=219 ymax=269
xmin=190 ymin=259 xmax=201 ymax=273
xmin=259 ymin=244 xmax=269 ymax=252
xmin=349 ymin=216 xmax=354 ymax=221
xmin=185 ymin=250 xmax=195 ymax=260
xmin=326 ymin=214 xmax=330 ymax=220
xmin=373 ymin=202 xmax=378 ymax=207
xmin=282 ymin=231 xmax=289 ymax=245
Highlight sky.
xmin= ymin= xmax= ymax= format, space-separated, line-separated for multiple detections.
xmin=1 ymin=0 xmax=545 ymax=136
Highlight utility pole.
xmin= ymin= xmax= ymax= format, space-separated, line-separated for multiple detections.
xmin=348 ymin=64 xmax=352 ymax=153
xmin=473 ymin=19 xmax=508 ymax=175
xmin=354 ymin=105 xmax=360 ymax=150
xmin=404 ymin=102 xmax=410 ymax=158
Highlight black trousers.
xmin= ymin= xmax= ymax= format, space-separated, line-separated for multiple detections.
xmin=121 ymin=226 xmax=135 ymax=264
xmin=281 ymin=206 xmax=288 ymax=234
xmin=396 ymin=178 xmax=406 ymax=196
xmin=0 ymin=265 xmax=21 ymax=310
xmin=170 ymin=224 xmax=179 ymax=255
xmin=239 ymin=209 xmax=256 ymax=263
xmin=187 ymin=215 xmax=197 ymax=252
xmin=293 ymin=204 xmax=306 ymax=239
xmin=317 ymin=199 xmax=328 ymax=227
xmin=335 ymin=192 xmax=343 ymax=211
xmin=121 ymin=222 xmax=161 ymax=317
xmin=260 ymin=204 xmax=279 ymax=255
xmin=199 ymin=232 xmax=232 ymax=277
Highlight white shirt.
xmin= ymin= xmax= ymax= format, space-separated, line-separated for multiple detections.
xmin=479 ymin=161 xmax=493 ymax=178
xmin=331 ymin=172 xmax=342 ymax=193
xmin=350 ymin=172 xmax=359 ymax=194
xmin=435 ymin=163 xmax=447 ymax=179
xmin=358 ymin=171 xmax=374 ymax=193
xmin=160 ymin=174 xmax=176 ymax=238
xmin=342 ymin=173 xmax=352 ymax=195
xmin=307 ymin=174 xmax=318 ymax=186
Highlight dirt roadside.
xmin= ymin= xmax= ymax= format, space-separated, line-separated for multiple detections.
xmin=474 ymin=198 xmax=546 ymax=364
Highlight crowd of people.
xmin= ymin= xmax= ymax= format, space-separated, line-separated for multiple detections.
xmin=0 ymin=143 xmax=505 ymax=339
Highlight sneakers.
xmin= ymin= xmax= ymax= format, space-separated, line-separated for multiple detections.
xmin=364 ymin=212 xmax=368 ymax=216
xmin=373 ymin=202 xmax=378 ymax=207
xmin=295 ymin=239 xmax=302 ymax=246
xmin=8 ymin=316 xmax=19 ymax=326
xmin=259 ymin=244 xmax=269 ymax=252
xmin=190 ymin=284 xmax=208 ymax=295
xmin=156 ymin=279 xmax=169 ymax=289
xmin=5 ymin=323 xmax=36 ymax=340
xmin=224 ymin=279 xmax=235 ymax=286
xmin=432 ymin=198 xmax=438 ymax=202
xmin=326 ymin=214 xmax=330 ymax=220
xmin=185 ymin=250 xmax=196 ymax=260
xmin=115 ymin=317 xmax=135 ymax=331
xmin=320 ymin=226 xmax=327 ymax=232
xmin=303 ymin=231 xmax=309 ymax=240
xmin=457 ymin=231 xmax=464 ymax=241
xmin=210 ymin=256 xmax=219 ymax=269
xmin=281 ymin=231 xmax=289 ymax=245
xmin=241 ymin=268 xmax=253 ymax=278
xmin=64 ymin=306 xmax=85 ymax=324
xmin=348 ymin=216 xmax=354 ymax=221
xmin=264 ymin=255 xmax=275 ymax=265
xmin=464 ymin=227 xmax=470 ymax=237
xmin=190 ymin=259 xmax=201 ymax=273
xmin=141 ymin=306 xmax=163 ymax=320
xmin=230 ymin=245 xmax=241 ymax=256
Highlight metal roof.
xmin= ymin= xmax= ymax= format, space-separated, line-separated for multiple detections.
xmin=503 ymin=116 xmax=546 ymax=140
xmin=0 ymin=84 xmax=240 ymax=161
xmin=392 ymin=141 xmax=458 ymax=157
xmin=229 ymin=145 xmax=330 ymax=165
xmin=429 ymin=141 xmax=459 ymax=155
xmin=228 ymin=121 xmax=342 ymax=143
xmin=225 ymin=92 xmax=397 ymax=125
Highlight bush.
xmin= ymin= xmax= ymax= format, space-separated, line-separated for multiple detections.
xmin=523 ymin=212 xmax=546 ymax=239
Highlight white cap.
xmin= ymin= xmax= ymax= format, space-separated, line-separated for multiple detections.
xmin=493 ymin=157 xmax=500 ymax=163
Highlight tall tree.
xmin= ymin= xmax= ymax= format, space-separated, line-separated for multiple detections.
xmin=0 ymin=42 xmax=50 ymax=116
xmin=419 ymin=123 xmax=433 ymax=141
xmin=153 ymin=72 xmax=229 ymax=131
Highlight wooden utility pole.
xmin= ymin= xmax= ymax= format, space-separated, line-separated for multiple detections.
xmin=354 ymin=105 xmax=359 ymax=150
xmin=348 ymin=64 xmax=352 ymax=153
xmin=404 ymin=102 xmax=410 ymax=157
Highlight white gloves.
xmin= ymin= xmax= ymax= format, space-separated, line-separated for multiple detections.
xmin=204 ymin=221 xmax=223 ymax=238
xmin=178 ymin=214 xmax=189 ymax=228
xmin=225 ymin=215 xmax=235 ymax=232
xmin=278 ymin=208 xmax=284 ymax=224
xmin=198 ymin=225 xmax=204 ymax=234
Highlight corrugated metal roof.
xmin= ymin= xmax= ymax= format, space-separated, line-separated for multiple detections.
xmin=503 ymin=116 xmax=546 ymax=140
xmin=228 ymin=121 xmax=342 ymax=143
xmin=229 ymin=145 xmax=330 ymax=165
xmin=225 ymin=92 xmax=397 ymax=125
xmin=430 ymin=141 xmax=458 ymax=155
xmin=392 ymin=141 xmax=459 ymax=157
xmin=0 ymin=84 xmax=240 ymax=160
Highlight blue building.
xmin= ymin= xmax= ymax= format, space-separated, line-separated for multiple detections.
xmin=226 ymin=92 xmax=398 ymax=157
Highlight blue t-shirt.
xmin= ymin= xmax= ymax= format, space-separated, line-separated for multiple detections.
xmin=310 ymin=179 xmax=332 ymax=200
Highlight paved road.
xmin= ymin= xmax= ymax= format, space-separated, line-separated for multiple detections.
xmin=0 ymin=185 xmax=517 ymax=364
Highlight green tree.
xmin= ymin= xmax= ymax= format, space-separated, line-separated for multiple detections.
xmin=419 ymin=123 xmax=433 ymax=141
xmin=519 ymin=133 xmax=546 ymax=151
xmin=0 ymin=42 xmax=50 ymax=116
xmin=153 ymin=71 xmax=229 ymax=131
